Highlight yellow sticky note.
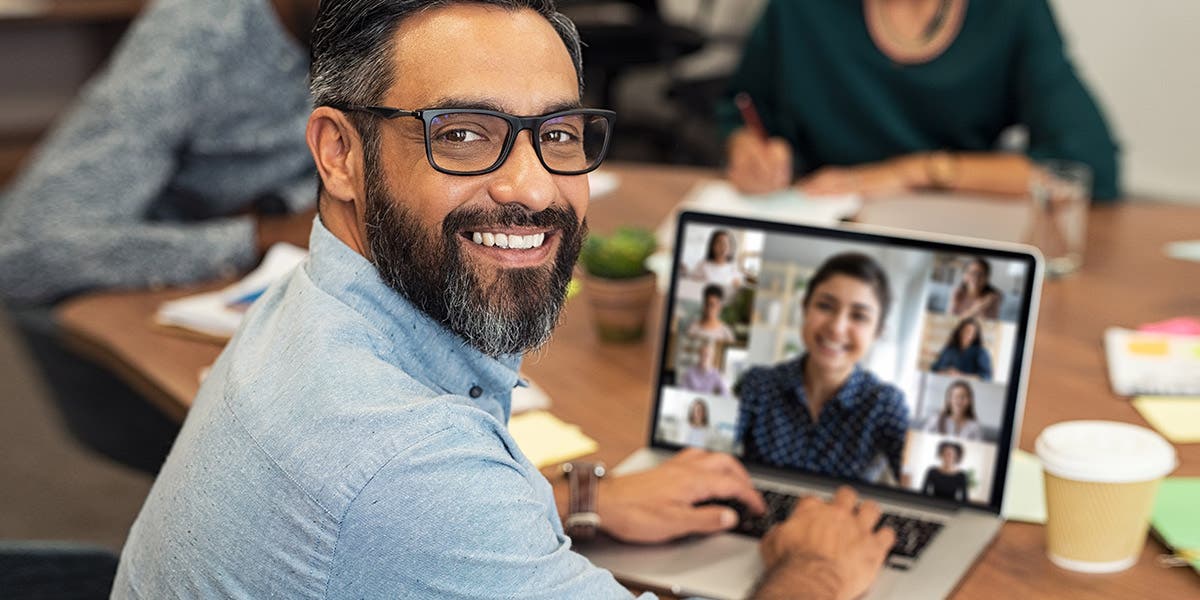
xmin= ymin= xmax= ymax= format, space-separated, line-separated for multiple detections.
xmin=1127 ymin=338 xmax=1170 ymax=356
xmin=507 ymin=410 xmax=598 ymax=468
xmin=1191 ymin=344 xmax=1200 ymax=359
xmin=1002 ymin=449 xmax=1046 ymax=524
xmin=1133 ymin=396 xmax=1200 ymax=443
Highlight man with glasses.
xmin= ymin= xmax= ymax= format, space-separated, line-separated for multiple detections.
xmin=113 ymin=1 xmax=893 ymax=598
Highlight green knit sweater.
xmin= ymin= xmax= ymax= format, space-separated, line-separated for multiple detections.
xmin=717 ymin=0 xmax=1120 ymax=200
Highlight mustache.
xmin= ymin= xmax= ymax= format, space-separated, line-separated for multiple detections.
xmin=441 ymin=203 xmax=580 ymax=236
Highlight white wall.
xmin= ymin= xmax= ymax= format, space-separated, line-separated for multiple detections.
xmin=1050 ymin=0 xmax=1200 ymax=201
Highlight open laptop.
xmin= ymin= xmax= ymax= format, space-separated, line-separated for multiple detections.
xmin=578 ymin=211 xmax=1043 ymax=599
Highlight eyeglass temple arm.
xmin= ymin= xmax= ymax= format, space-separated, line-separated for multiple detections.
xmin=326 ymin=104 xmax=417 ymax=120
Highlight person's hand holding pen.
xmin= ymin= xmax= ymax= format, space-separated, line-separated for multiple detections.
xmin=726 ymin=93 xmax=794 ymax=195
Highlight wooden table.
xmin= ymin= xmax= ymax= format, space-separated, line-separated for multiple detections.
xmin=57 ymin=162 xmax=1200 ymax=598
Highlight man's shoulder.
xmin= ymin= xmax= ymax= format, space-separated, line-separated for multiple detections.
xmin=195 ymin=265 xmax=511 ymax=502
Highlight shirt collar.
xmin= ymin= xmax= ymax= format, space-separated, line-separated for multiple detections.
xmin=305 ymin=217 xmax=522 ymax=422
xmin=790 ymin=355 xmax=867 ymax=411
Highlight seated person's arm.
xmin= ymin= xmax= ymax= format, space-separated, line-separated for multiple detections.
xmin=1015 ymin=0 xmax=1120 ymax=201
xmin=0 ymin=3 xmax=306 ymax=305
xmin=930 ymin=349 xmax=951 ymax=373
xmin=977 ymin=347 xmax=994 ymax=381
xmin=798 ymin=152 xmax=1034 ymax=198
xmin=333 ymin=426 xmax=654 ymax=599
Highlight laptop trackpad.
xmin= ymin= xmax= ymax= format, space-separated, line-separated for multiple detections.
xmin=583 ymin=534 xmax=761 ymax=599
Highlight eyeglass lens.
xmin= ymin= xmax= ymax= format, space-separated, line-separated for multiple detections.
xmin=427 ymin=111 xmax=610 ymax=174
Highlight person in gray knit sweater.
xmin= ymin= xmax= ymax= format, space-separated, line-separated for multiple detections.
xmin=0 ymin=0 xmax=319 ymax=475
xmin=0 ymin=0 xmax=319 ymax=306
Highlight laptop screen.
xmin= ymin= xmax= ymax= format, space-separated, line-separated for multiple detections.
xmin=650 ymin=211 xmax=1040 ymax=512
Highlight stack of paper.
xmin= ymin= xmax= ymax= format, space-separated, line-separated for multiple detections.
xmin=1104 ymin=327 xmax=1200 ymax=396
xmin=655 ymin=180 xmax=860 ymax=248
xmin=507 ymin=410 xmax=597 ymax=468
xmin=155 ymin=243 xmax=307 ymax=341
xmin=1132 ymin=397 xmax=1200 ymax=443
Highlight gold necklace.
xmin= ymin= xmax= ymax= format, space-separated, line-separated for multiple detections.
xmin=865 ymin=0 xmax=967 ymax=64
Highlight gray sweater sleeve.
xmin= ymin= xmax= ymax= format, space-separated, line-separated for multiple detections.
xmin=0 ymin=0 xmax=264 ymax=305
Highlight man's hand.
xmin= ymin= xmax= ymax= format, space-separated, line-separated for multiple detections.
xmin=595 ymin=448 xmax=767 ymax=544
xmin=254 ymin=207 xmax=318 ymax=255
xmin=726 ymin=128 xmax=793 ymax=195
xmin=754 ymin=486 xmax=895 ymax=600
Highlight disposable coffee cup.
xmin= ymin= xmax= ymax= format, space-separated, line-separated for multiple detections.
xmin=1035 ymin=421 xmax=1176 ymax=573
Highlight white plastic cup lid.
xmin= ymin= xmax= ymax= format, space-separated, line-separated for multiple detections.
xmin=1035 ymin=420 xmax=1177 ymax=483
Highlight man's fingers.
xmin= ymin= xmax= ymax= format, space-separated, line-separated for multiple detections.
xmin=856 ymin=499 xmax=883 ymax=531
xmin=832 ymin=486 xmax=858 ymax=510
xmin=695 ymin=451 xmax=756 ymax=486
xmin=873 ymin=526 xmax=897 ymax=558
xmin=689 ymin=472 xmax=766 ymax=515
xmin=681 ymin=505 xmax=741 ymax=535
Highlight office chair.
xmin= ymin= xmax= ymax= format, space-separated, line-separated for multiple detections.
xmin=0 ymin=541 xmax=119 ymax=600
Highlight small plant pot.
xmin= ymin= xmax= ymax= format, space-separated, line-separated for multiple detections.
xmin=582 ymin=272 xmax=657 ymax=343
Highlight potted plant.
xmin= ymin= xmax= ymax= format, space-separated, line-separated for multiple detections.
xmin=579 ymin=227 xmax=657 ymax=342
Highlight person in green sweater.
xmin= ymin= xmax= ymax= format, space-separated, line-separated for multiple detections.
xmin=719 ymin=0 xmax=1120 ymax=201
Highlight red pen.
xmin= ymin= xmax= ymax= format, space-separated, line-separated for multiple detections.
xmin=734 ymin=92 xmax=767 ymax=140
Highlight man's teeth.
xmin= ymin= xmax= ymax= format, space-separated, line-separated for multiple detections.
xmin=468 ymin=232 xmax=546 ymax=249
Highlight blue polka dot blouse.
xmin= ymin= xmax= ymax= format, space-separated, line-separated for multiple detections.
xmin=735 ymin=356 xmax=910 ymax=482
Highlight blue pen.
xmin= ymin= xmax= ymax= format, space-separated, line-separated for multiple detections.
xmin=228 ymin=288 xmax=266 ymax=307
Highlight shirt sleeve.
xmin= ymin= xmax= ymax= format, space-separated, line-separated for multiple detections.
xmin=1014 ymin=0 xmax=1121 ymax=201
xmin=976 ymin=347 xmax=993 ymax=381
xmin=0 ymin=0 xmax=258 ymax=305
xmin=326 ymin=425 xmax=651 ymax=600
xmin=930 ymin=348 xmax=951 ymax=372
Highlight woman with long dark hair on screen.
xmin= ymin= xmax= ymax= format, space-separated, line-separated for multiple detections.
xmin=949 ymin=258 xmax=1002 ymax=320
xmin=735 ymin=253 xmax=909 ymax=483
xmin=689 ymin=229 xmax=743 ymax=289
xmin=921 ymin=380 xmax=982 ymax=440
xmin=931 ymin=317 xmax=993 ymax=380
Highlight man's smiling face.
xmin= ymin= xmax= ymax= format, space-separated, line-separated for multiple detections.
xmin=361 ymin=4 xmax=589 ymax=355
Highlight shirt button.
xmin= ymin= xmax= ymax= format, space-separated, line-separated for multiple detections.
xmin=468 ymin=386 xmax=483 ymax=398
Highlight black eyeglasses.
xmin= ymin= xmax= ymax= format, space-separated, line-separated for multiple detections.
xmin=329 ymin=104 xmax=616 ymax=176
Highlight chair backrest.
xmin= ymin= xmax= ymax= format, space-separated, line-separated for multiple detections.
xmin=0 ymin=542 xmax=119 ymax=600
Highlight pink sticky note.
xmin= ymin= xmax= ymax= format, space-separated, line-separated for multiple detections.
xmin=1138 ymin=317 xmax=1200 ymax=336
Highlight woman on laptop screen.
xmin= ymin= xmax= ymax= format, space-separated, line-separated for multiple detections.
xmin=931 ymin=317 xmax=993 ymax=381
xmin=735 ymin=253 xmax=909 ymax=483
xmin=921 ymin=380 xmax=982 ymax=440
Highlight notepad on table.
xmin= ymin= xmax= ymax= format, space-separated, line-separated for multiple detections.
xmin=507 ymin=410 xmax=597 ymax=469
xmin=1132 ymin=396 xmax=1200 ymax=444
xmin=155 ymin=243 xmax=307 ymax=341
xmin=1104 ymin=327 xmax=1200 ymax=396
xmin=1152 ymin=477 xmax=1200 ymax=575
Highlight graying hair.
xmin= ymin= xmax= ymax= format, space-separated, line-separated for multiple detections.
xmin=310 ymin=0 xmax=584 ymax=168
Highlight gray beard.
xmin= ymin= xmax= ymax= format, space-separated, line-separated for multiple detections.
xmin=363 ymin=169 xmax=585 ymax=357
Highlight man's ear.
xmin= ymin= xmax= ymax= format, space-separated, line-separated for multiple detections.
xmin=307 ymin=107 xmax=363 ymax=206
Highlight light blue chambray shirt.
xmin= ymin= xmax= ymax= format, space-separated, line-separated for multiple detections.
xmin=112 ymin=218 xmax=651 ymax=599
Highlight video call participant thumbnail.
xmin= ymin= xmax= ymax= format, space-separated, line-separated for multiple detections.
xmin=921 ymin=441 xmax=969 ymax=502
xmin=735 ymin=252 xmax=909 ymax=483
xmin=930 ymin=317 xmax=993 ymax=381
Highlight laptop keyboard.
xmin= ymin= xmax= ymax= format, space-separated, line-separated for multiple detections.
xmin=715 ymin=489 xmax=944 ymax=569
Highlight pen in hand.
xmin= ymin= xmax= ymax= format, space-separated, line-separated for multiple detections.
xmin=734 ymin=92 xmax=767 ymax=140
